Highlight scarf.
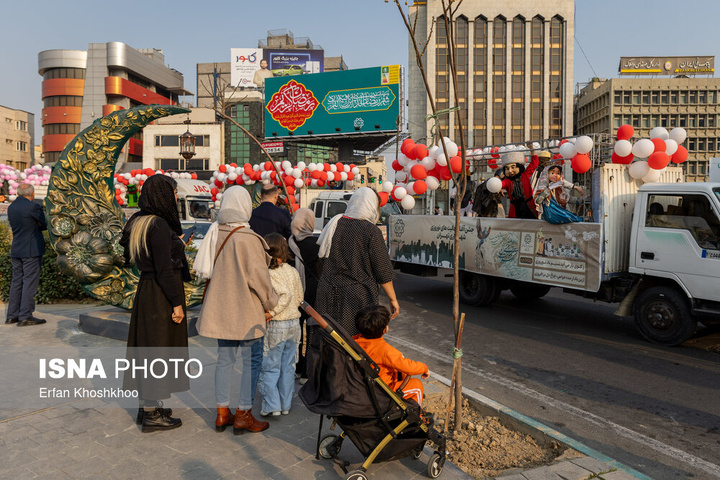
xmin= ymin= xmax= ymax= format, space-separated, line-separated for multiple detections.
xmin=194 ymin=186 xmax=252 ymax=279
xmin=317 ymin=187 xmax=379 ymax=258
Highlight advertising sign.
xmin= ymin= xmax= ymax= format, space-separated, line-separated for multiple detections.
xmin=264 ymin=65 xmax=401 ymax=139
xmin=263 ymin=49 xmax=324 ymax=77
xmin=230 ymin=48 xmax=263 ymax=87
xmin=388 ymin=216 xmax=602 ymax=292
xmin=619 ymin=56 xmax=714 ymax=75
xmin=260 ymin=141 xmax=284 ymax=154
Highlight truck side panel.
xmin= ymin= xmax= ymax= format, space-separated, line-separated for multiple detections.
xmin=388 ymin=215 xmax=603 ymax=292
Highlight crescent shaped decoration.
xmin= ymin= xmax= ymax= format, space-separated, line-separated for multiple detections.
xmin=44 ymin=105 xmax=205 ymax=310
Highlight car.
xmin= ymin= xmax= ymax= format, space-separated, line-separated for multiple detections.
xmin=181 ymin=221 xmax=212 ymax=250
xmin=271 ymin=65 xmax=305 ymax=77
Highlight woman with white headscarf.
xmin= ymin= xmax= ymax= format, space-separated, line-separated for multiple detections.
xmin=315 ymin=187 xmax=399 ymax=336
xmin=195 ymin=186 xmax=278 ymax=435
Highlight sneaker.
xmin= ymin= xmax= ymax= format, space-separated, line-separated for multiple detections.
xmin=260 ymin=411 xmax=281 ymax=417
xmin=299 ymin=377 xmax=308 ymax=385
xmin=281 ymin=410 xmax=290 ymax=415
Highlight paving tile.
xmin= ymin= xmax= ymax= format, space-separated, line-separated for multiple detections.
xmin=549 ymin=461 xmax=594 ymax=480
xmin=598 ymin=471 xmax=637 ymax=480
xmin=570 ymin=456 xmax=614 ymax=474
xmin=522 ymin=466 xmax=564 ymax=480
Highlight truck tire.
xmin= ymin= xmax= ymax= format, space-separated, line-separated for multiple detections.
xmin=458 ymin=272 xmax=498 ymax=306
xmin=633 ymin=286 xmax=696 ymax=346
xmin=510 ymin=283 xmax=551 ymax=301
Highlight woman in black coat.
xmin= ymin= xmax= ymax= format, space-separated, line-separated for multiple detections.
xmin=120 ymin=174 xmax=191 ymax=433
xmin=288 ymin=208 xmax=320 ymax=380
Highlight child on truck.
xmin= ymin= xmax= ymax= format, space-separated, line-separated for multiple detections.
xmin=353 ymin=305 xmax=429 ymax=406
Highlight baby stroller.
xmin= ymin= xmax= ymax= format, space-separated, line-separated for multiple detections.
xmin=298 ymin=302 xmax=447 ymax=480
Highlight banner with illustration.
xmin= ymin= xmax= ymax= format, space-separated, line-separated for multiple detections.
xmin=388 ymin=216 xmax=602 ymax=292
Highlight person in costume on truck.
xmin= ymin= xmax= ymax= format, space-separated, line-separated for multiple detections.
xmin=500 ymin=146 xmax=541 ymax=219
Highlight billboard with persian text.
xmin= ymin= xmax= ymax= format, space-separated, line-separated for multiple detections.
xmin=263 ymin=65 xmax=401 ymax=139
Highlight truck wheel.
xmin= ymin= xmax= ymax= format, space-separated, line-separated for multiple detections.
xmin=510 ymin=283 xmax=551 ymax=301
xmin=459 ymin=272 xmax=498 ymax=306
xmin=633 ymin=286 xmax=696 ymax=346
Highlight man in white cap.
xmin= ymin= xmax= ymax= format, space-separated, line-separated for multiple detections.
xmin=500 ymin=144 xmax=541 ymax=219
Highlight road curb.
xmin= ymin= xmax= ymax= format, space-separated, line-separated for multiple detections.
xmin=429 ymin=372 xmax=652 ymax=480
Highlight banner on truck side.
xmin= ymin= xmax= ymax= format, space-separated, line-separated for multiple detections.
xmin=388 ymin=216 xmax=603 ymax=292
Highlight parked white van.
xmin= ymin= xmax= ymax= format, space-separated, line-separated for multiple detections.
xmin=308 ymin=190 xmax=402 ymax=233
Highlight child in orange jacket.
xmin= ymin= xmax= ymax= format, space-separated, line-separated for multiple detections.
xmin=353 ymin=305 xmax=429 ymax=406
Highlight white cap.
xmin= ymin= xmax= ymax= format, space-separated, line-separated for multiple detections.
xmin=501 ymin=151 xmax=526 ymax=168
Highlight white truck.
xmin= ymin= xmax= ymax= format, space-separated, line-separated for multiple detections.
xmin=387 ymin=164 xmax=720 ymax=345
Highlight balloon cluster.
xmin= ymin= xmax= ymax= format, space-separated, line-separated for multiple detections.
xmin=385 ymin=137 xmax=469 ymax=210
xmin=208 ymin=162 xmax=361 ymax=211
xmin=113 ymin=169 xmax=197 ymax=206
xmin=611 ymin=125 xmax=688 ymax=183
xmin=0 ymin=164 xmax=52 ymax=201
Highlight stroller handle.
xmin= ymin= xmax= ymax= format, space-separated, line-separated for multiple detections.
xmin=301 ymin=301 xmax=330 ymax=330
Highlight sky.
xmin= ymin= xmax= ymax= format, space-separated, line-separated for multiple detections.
xmin=3 ymin=0 xmax=719 ymax=141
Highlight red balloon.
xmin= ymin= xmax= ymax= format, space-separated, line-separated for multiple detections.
xmin=235 ymin=177 xmax=244 ymax=185
xmin=413 ymin=180 xmax=427 ymax=195
xmin=438 ymin=165 xmax=452 ymax=181
xmin=488 ymin=159 xmax=497 ymax=169
xmin=648 ymin=151 xmax=670 ymax=170
xmin=671 ymin=145 xmax=688 ymax=164
xmin=392 ymin=160 xmax=403 ymax=171
xmin=378 ymin=191 xmax=389 ymax=207
xmin=347 ymin=172 xmax=355 ymax=181
xmin=617 ymin=124 xmax=634 ymax=141
xmin=288 ymin=194 xmax=296 ymax=204
xmin=323 ymin=163 xmax=331 ymax=172
xmin=427 ymin=168 xmax=440 ymax=179
xmin=611 ymin=152 xmax=634 ymax=164
xmin=117 ymin=197 xmax=124 ymax=206
xmin=218 ymin=164 xmax=227 ymax=173
xmin=270 ymin=171 xmax=277 ymax=180
xmin=410 ymin=164 xmax=428 ymax=180
xmin=286 ymin=185 xmax=296 ymax=195
xmin=214 ymin=179 xmax=223 ymax=188
xmin=401 ymin=138 xmax=415 ymax=156
xmin=229 ymin=163 xmax=237 ymax=168
xmin=311 ymin=170 xmax=321 ymax=179
xmin=490 ymin=146 xmax=500 ymax=159
xmin=292 ymin=203 xmax=300 ymax=212
xmin=571 ymin=154 xmax=592 ymax=174
xmin=651 ymin=138 xmax=666 ymax=153
xmin=190 ymin=172 xmax=198 ymax=179
xmin=264 ymin=161 xmax=273 ymax=171
xmin=211 ymin=187 xmax=219 ymax=195
xmin=316 ymin=180 xmax=325 ymax=187
xmin=226 ymin=178 xmax=235 ymax=185
xmin=449 ymin=156 xmax=463 ymax=173
xmin=284 ymin=175 xmax=294 ymax=186
xmin=320 ymin=172 xmax=328 ymax=181
xmin=413 ymin=144 xmax=429 ymax=160
xmin=244 ymin=164 xmax=253 ymax=175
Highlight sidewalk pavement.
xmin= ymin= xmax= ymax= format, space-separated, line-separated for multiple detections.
xmin=0 ymin=303 xmax=639 ymax=480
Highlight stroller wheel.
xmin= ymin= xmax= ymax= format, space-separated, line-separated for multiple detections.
xmin=319 ymin=434 xmax=341 ymax=459
xmin=427 ymin=452 xmax=445 ymax=479
xmin=345 ymin=470 xmax=368 ymax=480
xmin=412 ymin=441 xmax=426 ymax=459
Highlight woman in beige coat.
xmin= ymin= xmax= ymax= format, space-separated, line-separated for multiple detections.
xmin=195 ymin=186 xmax=278 ymax=435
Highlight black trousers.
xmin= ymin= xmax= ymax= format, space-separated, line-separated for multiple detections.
xmin=7 ymin=257 xmax=41 ymax=320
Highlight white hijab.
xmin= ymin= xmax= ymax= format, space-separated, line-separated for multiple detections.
xmin=193 ymin=186 xmax=252 ymax=279
xmin=317 ymin=187 xmax=379 ymax=258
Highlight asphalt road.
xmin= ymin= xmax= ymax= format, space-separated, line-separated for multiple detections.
xmin=386 ymin=271 xmax=720 ymax=480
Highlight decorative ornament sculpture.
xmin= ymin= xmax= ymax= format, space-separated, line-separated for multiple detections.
xmin=44 ymin=105 xmax=205 ymax=309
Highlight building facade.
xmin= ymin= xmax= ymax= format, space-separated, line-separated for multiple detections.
xmin=38 ymin=42 xmax=189 ymax=168
xmin=1 ymin=105 xmax=35 ymax=170
xmin=575 ymin=77 xmax=720 ymax=182
xmin=142 ymin=108 xmax=222 ymax=180
xmin=408 ymin=0 xmax=574 ymax=148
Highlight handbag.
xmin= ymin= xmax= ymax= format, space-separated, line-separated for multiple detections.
xmin=201 ymin=225 xmax=244 ymax=302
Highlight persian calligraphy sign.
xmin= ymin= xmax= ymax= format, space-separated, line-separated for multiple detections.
xmin=619 ymin=56 xmax=714 ymax=75
xmin=388 ymin=215 xmax=602 ymax=292
xmin=264 ymin=65 xmax=401 ymax=138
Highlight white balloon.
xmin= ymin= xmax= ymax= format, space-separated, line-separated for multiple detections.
xmin=330 ymin=164 xmax=337 ymax=172
xmin=628 ymin=161 xmax=650 ymax=179
xmin=351 ymin=167 xmax=360 ymax=175
xmin=294 ymin=178 xmax=304 ymax=188
xmin=394 ymin=186 xmax=407 ymax=200
xmin=632 ymin=138 xmax=654 ymax=158
xmin=559 ymin=142 xmax=577 ymax=159
xmin=406 ymin=160 xmax=419 ymax=171
xmin=395 ymin=171 xmax=408 ymax=183
xmin=664 ymin=138 xmax=679 ymax=156
xmin=227 ymin=172 xmax=237 ymax=181
xmin=649 ymin=127 xmax=669 ymax=140
xmin=486 ymin=177 xmax=502 ymax=193
xmin=406 ymin=182 xmax=415 ymax=195
xmin=311 ymin=179 xmax=318 ymax=187
xmin=344 ymin=165 xmax=351 ymax=173
xmin=436 ymin=153 xmax=448 ymax=167
xmin=216 ymin=193 xmax=223 ymax=201
xmin=217 ymin=173 xmax=227 ymax=182
xmin=669 ymin=127 xmax=687 ymax=144
xmin=382 ymin=181 xmax=394 ymax=193
xmin=426 ymin=176 xmax=440 ymax=191
xmin=397 ymin=154 xmax=409 ymax=167
xmin=401 ymin=195 xmax=416 ymax=210
xmin=291 ymin=168 xmax=302 ymax=179
xmin=614 ymin=140 xmax=633 ymax=157
xmin=472 ymin=148 xmax=484 ymax=159
xmin=575 ymin=135 xmax=594 ymax=155
xmin=281 ymin=161 xmax=291 ymax=171
xmin=297 ymin=161 xmax=306 ymax=171
xmin=340 ymin=172 xmax=348 ymax=181
xmin=421 ymin=157 xmax=436 ymax=171
xmin=308 ymin=163 xmax=317 ymax=172
xmin=443 ymin=140 xmax=458 ymax=158
xmin=642 ymin=169 xmax=662 ymax=183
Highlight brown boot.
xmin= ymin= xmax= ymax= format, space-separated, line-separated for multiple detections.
xmin=215 ymin=407 xmax=234 ymax=432
xmin=233 ymin=409 xmax=269 ymax=435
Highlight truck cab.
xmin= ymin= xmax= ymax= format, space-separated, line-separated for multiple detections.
xmin=308 ymin=191 xmax=402 ymax=233
xmin=175 ymin=179 xmax=213 ymax=222
xmin=627 ymin=183 xmax=720 ymax=343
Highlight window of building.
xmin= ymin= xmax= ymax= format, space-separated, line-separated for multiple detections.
xmin=699 ymin=91 xmax=707 ymax=104
xmin=699 ymin=115 xmax=706 ymax=128
xmin=492 ymin=16 xmax=507 ymax=143
xmin=194 ymin=135 xmax=211 ymax=147
xmin=43 ymin=68 xmax=85 ymax=80
xmin=709 ymin=115 xmax=716 ymax=128
xmin=680 ymin=91 xmax=688 ymax=103
xmin=44 ymin=123 xmax=80 ymax=135
xmin=43 ymin=96 xmax=83 ymax=108
xmin=155 ymin=135 xmax=180 ymax=147
xmin=679 ymin=115 xmax=687 ymax=127
xmin=16 ymin=141 xmax=27 ymax=152
xmin=530 ymin=16 xmax=544 ymax=139
xmin=15 ymin=120 xmax=27 ymax=131
xmin=435 ymin=16 xmax=450 ymax=130
xmin=698 ymin=138 xmax=706 ymax=151
xmin=651 ymin=91 xmax=659 ymax=104
xmin=454 ymin=15 xmax=469 ymax=141
xmin=614 ymin=91 xmax=622 ymax=104
xmin=642 ymin=92 xmax=650 ymax=104
xmin=661 ymin=91 xmax=669 ymax=103
xmin=709 ymin=91 xmax=716 ymax=104
xmin=689 ymin=91 xmax=698 ymax=103
xmin=688 ymin=138 xmax=696 ymax=150
xmin=689 ymin=115 xmax=696 ymax=127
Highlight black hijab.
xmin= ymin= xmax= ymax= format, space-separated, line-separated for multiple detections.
xmin=135 ymin=174 xmax=182 ymax=235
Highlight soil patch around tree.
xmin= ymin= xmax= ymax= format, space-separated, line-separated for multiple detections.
xmin=423 ymin=393 xmax=578 ymax=478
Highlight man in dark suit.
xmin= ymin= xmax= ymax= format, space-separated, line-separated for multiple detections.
xmin=249 ymin=184 xmax=292 ymax=238
xmin=6 ymin=183 xmax=47 ymax=326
